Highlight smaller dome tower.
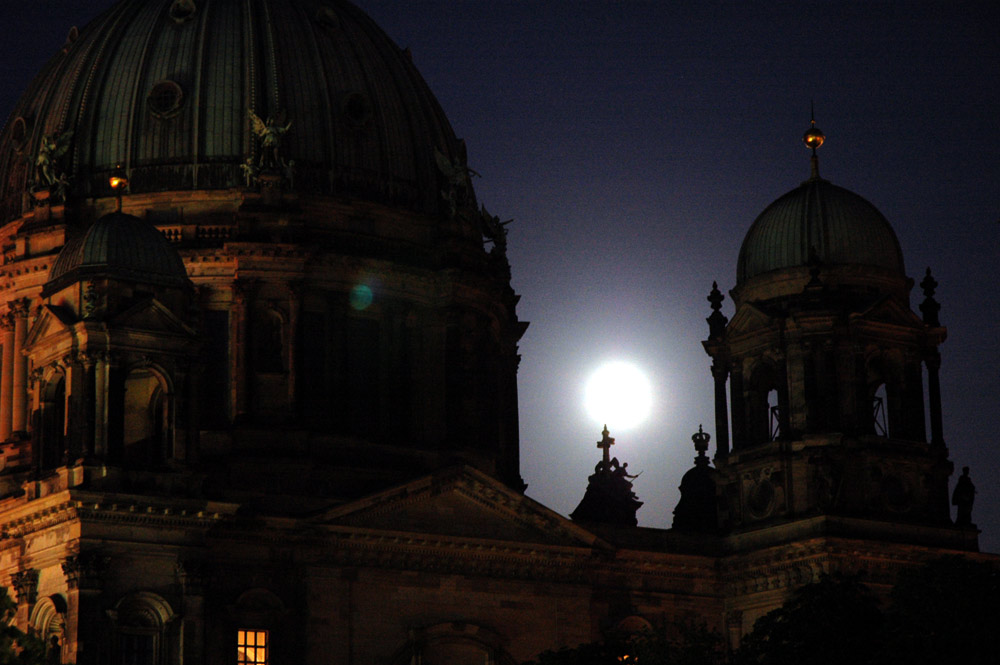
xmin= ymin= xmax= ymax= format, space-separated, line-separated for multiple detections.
xmin=23 ymin=205 xmax=199 ymax=481
xmin=701 ymin=121 xmax=972 ymax=550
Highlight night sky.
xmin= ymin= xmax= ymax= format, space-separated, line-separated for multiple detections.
xmin=2 ymin=1 xmax=998 ymax=552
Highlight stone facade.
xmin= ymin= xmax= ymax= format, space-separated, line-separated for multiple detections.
xmin=0 ymin=2 xmax=992 ymax=665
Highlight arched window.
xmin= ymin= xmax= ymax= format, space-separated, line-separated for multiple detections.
xmin=30 ymin=595 xmax=68 ymax=663
xmin=252 ymin=309 xmax=285 ymax=374
xmin=39 ymin=374 xmax=66 ymax=470
xmin=746 ymin=362 xmax=781 ymax=445
xmin=233 ymin=589 xmax=287 ymax=665
xmin=767 ymin=388 xmax=780 ymax=441
xmin=392 ymin=623 xmax=515 ymax=665
xmin=108 ymin=592 xmax=176 ymax=665
xmin=872 ymin=383 xmax=888 ymax=437
xmin=123 ymin=368 xmax=170 ymax=468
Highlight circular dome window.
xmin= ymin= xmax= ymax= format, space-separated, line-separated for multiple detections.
xmin=316 ymin=7 xmax=340 ymax=31
xmin=10 ymin=117 xmax=28 ymax=153
xmin=169 ymin=0 xmax=197 ymax=23
xmin=342 ymin=92 xmax=373 ymax=129
xmin=148 ymin=81 xmax=184 ymax=118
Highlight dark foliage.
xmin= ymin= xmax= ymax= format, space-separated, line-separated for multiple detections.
xmin=525 ymin=557 xmax=999 ymax=665
xmin=881 ymin=556 xmax=1000 ymax=665
xmin=0 ymin=588 xmax=49 ymax=665
xmin=734 ymin=573 xmax=883 ymax=665
xmin=526 ymin=619 xmax=725 ymax=665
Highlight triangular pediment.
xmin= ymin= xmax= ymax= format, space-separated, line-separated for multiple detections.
xmin=312 ymin=466 xmax=606 ymax=549
xmin=727 ymin=302 xmax=774 ymax=335
xmin=110 ymin=298 xmax=195 ymax=336
xmin=23 ymin=305 xmax=75 ymax=350
xmin=853 ymin=295 xmax=925 ymax=328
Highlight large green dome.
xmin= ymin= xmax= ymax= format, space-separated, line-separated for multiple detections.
xmin=737 ymin=177 xmax=905 ymax=285
xmin=0 ymin=0 xmax=465 ymax=223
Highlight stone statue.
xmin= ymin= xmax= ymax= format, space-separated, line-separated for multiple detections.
xmin=248 ymin=110 xmax=291 ymax=170
xmin=33 ymin=131 xmax=74 ymax=191
xmin=434 ymin=148 xmax=478 ymax=218
xmin=47 ymin=635 xmax=61 ymax=665
xmin=952 ymin=466 xmax=976 ymax=526
xmin=479 ymin=204 xmax=511 ymax=257
xmin=240 ymin=157 xmax=258 ymax=188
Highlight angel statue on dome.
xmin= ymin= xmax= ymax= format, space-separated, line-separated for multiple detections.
xmin=248 ymin=110 xmax=291 ymax=171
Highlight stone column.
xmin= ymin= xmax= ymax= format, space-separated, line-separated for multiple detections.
xmin=711 ymin=361 xmax=730 ymax=457
xmin=63 ymin=553 xmax=111 ymax=665
xmin=725 ymin=609 xmax=744 ymax=651
xmin=729 ymin=361 xmax=746 ymax=450
xmin=11 ymin=568 xmax=39 ymax=627
xmin=231 ymin=279 xmax=253 ymax=421
xmin=65 ymin=353 xmax=89 ymax=464
xmin=93 ymin=353 xmax=109 ymax=460
xmin=287 ymin=281 xmax=302 ymax=410
xmin=926 ymin=353 xmax=944 ymax=446
xmin=0 ymin=312 xmax=14 ymax=441
xmin=11 ymin=298 xmax=30 ymax=434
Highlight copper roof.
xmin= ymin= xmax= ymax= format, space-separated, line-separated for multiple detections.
xmin=737 ymin=177 xmax=905 ymax=285
xmin=0 ymin=0 xmax=465 ymax=222
xmin=45 ymin=211 xmax=189 ymax=294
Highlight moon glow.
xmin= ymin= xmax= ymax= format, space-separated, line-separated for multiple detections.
xmin=584 ymin=361 xmax=654 ymax=431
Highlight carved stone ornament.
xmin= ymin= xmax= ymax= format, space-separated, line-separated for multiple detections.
xmin=248 ymin=110 xmax=291 ymax=171
xmin=743 ymin=466 xmax=783 ymax=520
xmin=31 ymin=132 xmax=74 ymax=203
xmin=62 ymin=553 xmax=112 ymax=591
xmin=11 ymin=569 xmax=39 ymax=605
xmin=434 ymin=148 xmax=478 ymax=218
xmin=479 ymin=204 xmax=511 ymax=259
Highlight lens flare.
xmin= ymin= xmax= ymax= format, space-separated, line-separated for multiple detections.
xmin=584 ymin=361 xmax=653 ymax=431
xmin=350 ymin=284 xmax=373 ymax=310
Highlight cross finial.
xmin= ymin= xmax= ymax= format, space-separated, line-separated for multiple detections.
xmin=597 ymin=424 xmax=615 ymax=465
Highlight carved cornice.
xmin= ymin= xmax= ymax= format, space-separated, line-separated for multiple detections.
xmin=0 ymin=497 xmax=232 ymax=542
xmin=0 ymin=499 xmax=78 ymax=541
xmin=717 ymin=534 xmax=963 ymax=598
xmin=319 ymin=528 xmax=595 ymax=584
xmin=72 ymin=500 xmax=232 ymax=530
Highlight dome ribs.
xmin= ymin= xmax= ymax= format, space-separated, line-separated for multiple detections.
xmin=189 ymin=0 xmax=211 ymax=188
xmin=296 ymin=3 xmax=337 ymax=188
xmin=0 ymin=0 xmax=472 ymax=220
xmin=737 ymin=179 xmax=905 ymax=288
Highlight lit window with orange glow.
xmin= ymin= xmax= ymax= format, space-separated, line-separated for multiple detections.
xmin=237 ymin=630 xmax=268 ymax=665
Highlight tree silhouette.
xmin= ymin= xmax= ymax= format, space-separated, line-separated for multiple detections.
xmin=733 ymin=573 xmax=882 ymax=665
xmin=0 ymin=588 xmax=49 ymax=665
xmin=881 ymin=556 xmax=1000 ymax=665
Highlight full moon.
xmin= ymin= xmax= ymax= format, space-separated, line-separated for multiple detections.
xmin=584 ymin=361 xmax=654 ymax=431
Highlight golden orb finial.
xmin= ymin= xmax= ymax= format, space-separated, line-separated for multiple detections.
xmin=110 ymin=163 xmax=128 ymax=212
xmin=803 ymin=122 xmax=825 ymax=151
xmin=802 ymin=104 xmax=824 ymax=179
xmin=803 ymin=102 xmax=825 ymax=151
xmin=109 ymin=163 xmax=128 ymax=191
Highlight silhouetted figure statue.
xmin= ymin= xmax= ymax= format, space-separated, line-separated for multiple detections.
xmin=571 ymin=426 xmax=643 ymax=526
xmin=952 ymin=466 xmax=976 ymax=526
xmin=47 ymin=635 xmax=61 ymax=665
